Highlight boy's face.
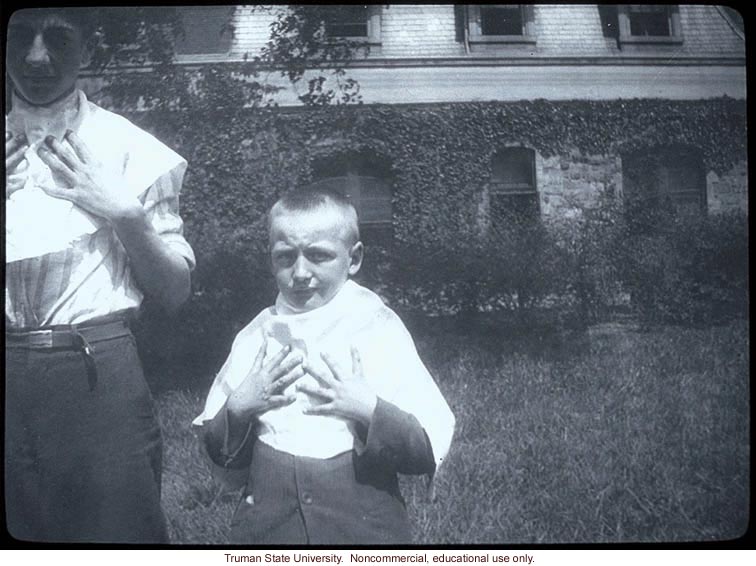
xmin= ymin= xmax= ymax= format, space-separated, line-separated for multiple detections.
xmin=270 ymin=205 xmax=363 ymax=312
xmin=6 ymin=10 xmax=87 ymax=106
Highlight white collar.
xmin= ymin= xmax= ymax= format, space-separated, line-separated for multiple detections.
xmin=8 ymin=89 xmax=84 ymax=145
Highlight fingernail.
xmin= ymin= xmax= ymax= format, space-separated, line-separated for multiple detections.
xmin=64 ymin=129 xmax=73 ymax=138
xmin=44 ymin=135 xmax=55 ymax=146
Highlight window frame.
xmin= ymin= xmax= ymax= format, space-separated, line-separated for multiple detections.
xmin=617 ymin=4 xmax=683 ymax=45
xmin=488 ymin=147 xmax=541 ymax=223
xmin=322 ymin=5 xmax=382 ymax=45
xmin=467 ymin=4 xmax=536 ymax=45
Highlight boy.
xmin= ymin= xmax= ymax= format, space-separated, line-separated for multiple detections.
xmin=194 ymin=188 xmax=455 ymax=544
xmin=5 ymin=8 xmax=194 ymax=543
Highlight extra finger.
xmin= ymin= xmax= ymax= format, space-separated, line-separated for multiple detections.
xmin=64 ymin=130 xmax=95 ymax=164
xmin=266 ymin=394 xmax=297 ymax=410
xmin=44 ymin=135 xmax=81 ymax=171
xmin=296 ymin=381 xmax=334 ymax=401
xmin=251 ymin=334 xmax=268 ymax=373
xmin=270 ymin=364 xmax=306 ymax=393
xmin=262 ymin=344 xmax=292 ymax=374
xmin=302 ymin=402 xmax=337 ymax=416
xmin=37 ymin=145 xmax=77 ymax=184
xmin=350 ymin=346 xmax=364 ymax=379
xmin=303 ymin=359 xmax=338 ymax=388
xmin=320 ymin=352 xmax=347 ymax=382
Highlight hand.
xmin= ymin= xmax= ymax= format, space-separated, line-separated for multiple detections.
xmin=226 ymin=338 xmax=305 ymax=420
xmin=298 ymin=347 xmax=378 ymax=427
xmin=35 ymin=130 xmax=142 ymax=222
xmin=5 ymin=131 xmax=29 ymax=198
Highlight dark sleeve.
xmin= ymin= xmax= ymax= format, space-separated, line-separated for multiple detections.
xmin=201 ymin=406 xmax=257 ymax=470
xmin=356 ymin=397 xmax=436 ymax=476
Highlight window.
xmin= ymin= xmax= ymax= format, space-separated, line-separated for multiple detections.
xmin=622 ymin=146 xmax=707 ymax=215
xmin=489 ymin=148 xmax=539 ymax=224
xmin=468 ymin=5 xmax=535 ymax=43
xmin=323 ymin=5 xmax=381 ymax=44
xmin=175 ymin=6 xmax=234 ymax=59
xmin=310 ymin=153 xmax=393 ymax=244
xmin=617 ymin=5 xmax=682 ymax=44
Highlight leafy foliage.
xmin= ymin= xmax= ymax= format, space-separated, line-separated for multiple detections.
xmin=120 ymin=98 xmax=747 ymax=385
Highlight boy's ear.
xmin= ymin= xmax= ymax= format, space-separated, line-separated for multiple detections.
xmin=80 ymin=31 xmax=102 ymax=69
xmin=348 ymin=241 xmax=364 ymax=276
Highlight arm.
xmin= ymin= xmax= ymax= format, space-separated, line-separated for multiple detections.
xmin=299 ymin=348 xmax=436 ymax=476
xmin=357 ymin=397 xmax=436 ymax=476
xmin=35 ymin=131 xmax=193 ymax=312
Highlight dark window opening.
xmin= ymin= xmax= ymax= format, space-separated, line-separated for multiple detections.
xmin=490 ymin=148 xmax=539 ymax=225
xmin=324 ymin=5 xmax=369 ymax=38
xmin=480 ymin=5 xmax=524 ymax=36
xmin=175 ymin=6 xmax=233 ymax=55
xmin=627 ymin=5 xmax=671 ymax=37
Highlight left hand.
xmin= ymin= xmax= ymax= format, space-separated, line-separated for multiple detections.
xmin=298 ymin=347 xmax=378 ymax=427
xmin=36 ymin=130 xmax=142 ymax=222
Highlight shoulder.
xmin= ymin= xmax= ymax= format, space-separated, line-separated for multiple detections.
xmin=232 ymin=307 xmax=274 ymax=344
xmin=84 ymin=98 xmax=185 ymax=162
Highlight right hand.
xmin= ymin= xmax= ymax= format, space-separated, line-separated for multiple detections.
xmin=5 ymin=131 xmax=29 ymax=198
xmin=226 ymin=337 xmax=305 ymax=420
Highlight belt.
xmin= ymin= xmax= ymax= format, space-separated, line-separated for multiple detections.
xmin=6 ymin=318 xmax=133 ymax=390
xmin=6 ymin=319 xmax=132 ymax=349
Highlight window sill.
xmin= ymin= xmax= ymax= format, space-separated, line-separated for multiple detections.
xmin=619 ymin=35 xmax=684 ymax=45
xmin=469 ymin=35 xmax=537 ymax=45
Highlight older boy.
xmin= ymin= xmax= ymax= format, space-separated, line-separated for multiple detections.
xmin=194 ymin=188 xmax=455 ymax=544
xmin=5 ymin=8 xmax=194 ymax=543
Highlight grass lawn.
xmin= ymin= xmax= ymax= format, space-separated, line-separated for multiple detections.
xmin=156 ymin=320 xmax=749 ymax=544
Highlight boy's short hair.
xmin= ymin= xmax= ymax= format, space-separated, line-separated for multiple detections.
xmin=16 ymin=7 xmax=99 ymax=38
xmin=269 ymin=184 xmax=361 ymax=246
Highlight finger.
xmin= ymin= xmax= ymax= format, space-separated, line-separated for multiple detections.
xmin=37 ymin=145 xmax=76 ymax=184
xmin=6 ymin=133 xmax=27 ymax=153
xmin=44 ymin=135 xmax=81 ymax=171
xmin=64 ymin=130 xmax=95 ymax=164
xmin=270 ymin=364 xmax=305 ymax=393
xmin=6 ymin=144 xmax=28 ymax=171
xmin=296 ymin=381 xmax=334 ymax=401
xmin=265 ymin=394 xmax=297 ymax=410
xmin=262 ymin=344 xmax=292 ymax=373
xmin=303 ymin=359 xmax=338 ymax=388
xmin=251 ymin=334 xmax=268 ymax=373
xmin=320 ymin=352 xmax=347 ymax=382
xmin=351 ymin=346 xmax=364 ymax=380
xmin=303 ymin=402 xmax=337 ymax=416
xmin=38 ymin=183 xmax=78 ymax=202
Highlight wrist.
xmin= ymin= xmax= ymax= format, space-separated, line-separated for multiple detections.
xmin=107 ymin=199 xmax=146 ymax=227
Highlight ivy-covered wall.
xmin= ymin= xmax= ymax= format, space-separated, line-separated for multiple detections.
xmin=123 ymin=98 xmax=748 ymax=386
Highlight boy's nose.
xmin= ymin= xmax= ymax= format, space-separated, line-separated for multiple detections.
xmin=26 ymin=34 xmax=51 ymax=65
xmin=292 ymin=257 xmax=312 ymax=281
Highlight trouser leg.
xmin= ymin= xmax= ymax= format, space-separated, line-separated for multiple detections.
xmin=5 ymin=334 xmax=168 ymax=543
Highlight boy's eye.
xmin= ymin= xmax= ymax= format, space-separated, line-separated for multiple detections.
xmin=8 ymin=25 xmax=35 ymax=49
xmin=306 ymin=251 xmax=332 ymax=263
xmin=272 ymin=251 xmax=296 ymax=266
xmin=43 ymin=26 xmax=77 ymax=51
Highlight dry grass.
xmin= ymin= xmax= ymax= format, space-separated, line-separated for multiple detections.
xmin=155 ymin=320 xmax=749 ymax=544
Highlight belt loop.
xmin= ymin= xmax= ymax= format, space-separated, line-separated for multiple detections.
xmin=72 ymin=330 xmax=98 ymax=391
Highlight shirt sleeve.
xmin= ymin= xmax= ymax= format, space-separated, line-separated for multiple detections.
xmin=140 ymin=162 xmax=196 ymax=270
xmin=356 ymin=397 xmax=436 ymax=476
xmin=201 ymin=405 xmax=257 ymax=470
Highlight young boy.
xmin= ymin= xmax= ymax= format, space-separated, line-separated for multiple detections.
xmin=194 ymin=187 xmax=455 ymax=544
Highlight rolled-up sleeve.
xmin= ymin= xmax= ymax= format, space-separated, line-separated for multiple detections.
xmin=141 ymin=163 xmax=196 ymax=270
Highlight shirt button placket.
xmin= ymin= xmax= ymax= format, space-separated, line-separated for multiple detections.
xmin=294 ymin=456 xmax=315 ymax=538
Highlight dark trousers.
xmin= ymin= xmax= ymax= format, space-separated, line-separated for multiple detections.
xmin=229 ymin=441 xmax=412 ymax=545
xmin=5 ymin=333 xmax=168 ymax=543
